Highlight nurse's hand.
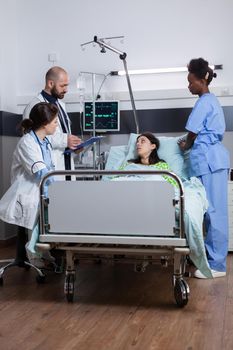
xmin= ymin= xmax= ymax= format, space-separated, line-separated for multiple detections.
xmin=67 ymin=135 xmax=82 ymax=150
xmin=178 ymin=132 xmax=196 ymax=151
xmin=177 ymin=139 xmax=186 ymax=151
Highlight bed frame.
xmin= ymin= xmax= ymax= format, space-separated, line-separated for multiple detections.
xmin=38 ymin=170 xmax=190 ymax=307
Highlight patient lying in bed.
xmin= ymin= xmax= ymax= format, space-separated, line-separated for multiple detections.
xmin=105 ymin=132 xmax=212 ymax=278
xmin=118 ymin=132 xmax=178 ymax=188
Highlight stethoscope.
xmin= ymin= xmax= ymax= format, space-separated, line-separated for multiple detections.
xmin=32 ymin=131 xmax=55 ymax=171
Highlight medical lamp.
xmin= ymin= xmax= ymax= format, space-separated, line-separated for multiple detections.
xmin=81 ymin=36 xmax=139 ymax=134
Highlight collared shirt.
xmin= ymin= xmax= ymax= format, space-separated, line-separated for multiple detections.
xmin=30 ymin=131 xmax=55 ymax=186
xmin=186 ymin=93 xmax=230 ymax=176
xmin=41 ymin=90 xmax=57 ymax=104
xmin=41 ymin=90 xmax=71 ymax=134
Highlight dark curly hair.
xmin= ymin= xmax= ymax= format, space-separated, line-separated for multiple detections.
xmin=188 ymin=57 xmax=217 ymax=85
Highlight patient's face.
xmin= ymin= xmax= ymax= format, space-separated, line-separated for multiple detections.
xmin=136 ymin=136 xmax=155 ymax=159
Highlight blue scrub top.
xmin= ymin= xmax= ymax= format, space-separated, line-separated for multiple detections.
xmin=186 ymin=93 xmax=230 ymax=177
xmin=30 ymin=131 xmax=55 ymax=180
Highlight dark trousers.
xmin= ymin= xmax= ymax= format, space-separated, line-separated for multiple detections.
xmin=64 ymin=152 xmax=71 ymax=181
xmin=16 ymin=226 xmax=27 ymax=264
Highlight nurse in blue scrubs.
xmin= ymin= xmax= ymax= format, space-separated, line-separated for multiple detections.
xmin=179 ymin=57 xmax=230 ymax=278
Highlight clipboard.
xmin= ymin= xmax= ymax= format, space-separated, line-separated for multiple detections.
xmin=64 ymin=136 xmax=104 ymax=154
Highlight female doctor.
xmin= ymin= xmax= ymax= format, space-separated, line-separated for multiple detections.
xmin=0 ymin=102 xmax=58 ymax=231
xmin=179 ymin=58 xmax=230 ymax=278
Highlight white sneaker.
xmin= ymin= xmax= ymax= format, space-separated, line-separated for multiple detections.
xmin=211 ymin=270 xmax=226 ymax=278
xmin=194 ymin=269 xmax=226 ymax=279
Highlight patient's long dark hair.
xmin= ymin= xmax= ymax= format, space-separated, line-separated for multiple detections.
xmin=129 ymin=132 xmax=164 ymax=165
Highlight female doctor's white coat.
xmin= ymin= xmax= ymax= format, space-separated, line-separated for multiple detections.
xmin=0 ymin=133 xmax=54 ymax=230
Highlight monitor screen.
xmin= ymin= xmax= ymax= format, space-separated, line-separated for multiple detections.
xmin=83 ymin=101 xmax=120 ymax=132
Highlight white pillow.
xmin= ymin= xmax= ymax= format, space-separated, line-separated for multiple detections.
xmin=158 ymin=136 xmax=188 ymax=178
xmin=102 ymin=145 xmax=128 ymax=181
xmin=104 ymin=145 xmax=128 ymax=170
xmin=124 ymin=133 xmax=189 ymax=179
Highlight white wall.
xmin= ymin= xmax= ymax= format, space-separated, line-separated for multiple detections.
xmin=0 ymin=0 xmax=18 ymax=112
xmin=0 ymin=0 xmax=231 ymax=113
xmin=0 ymin=136 xmax=19 ymax=239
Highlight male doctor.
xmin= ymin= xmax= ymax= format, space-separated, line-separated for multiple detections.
xmin=23 ymin=66 xmax=81 ymax=173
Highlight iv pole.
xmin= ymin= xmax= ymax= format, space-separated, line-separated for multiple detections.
xmin=79 ymin=71 xmax=106 ymax=169
xmin=93 ymin=36 xmax=139 ymax=134
xmin=81 ymin=36 xmax=139 ymax=134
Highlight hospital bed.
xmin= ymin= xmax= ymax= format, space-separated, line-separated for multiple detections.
xmin=36 ymin=133 xmax=210 ymax=306
xmin=38 ymin=167 xmax=190 ymax=307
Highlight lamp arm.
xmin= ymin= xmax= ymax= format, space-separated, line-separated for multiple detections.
xmin=94 ymin=36 xmax=126 ymax=59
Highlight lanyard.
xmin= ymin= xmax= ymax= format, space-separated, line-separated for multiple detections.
xmin=56 ymin=102 xmax=71 ymax=134
xmin=42 ymin=94 xmax=71 ymax=134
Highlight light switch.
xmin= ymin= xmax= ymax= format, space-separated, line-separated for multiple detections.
xmin=48 ymin=53 xmax=59 ymax=62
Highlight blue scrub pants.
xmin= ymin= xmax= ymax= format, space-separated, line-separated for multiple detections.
xmin=198 ymin=169 xmax=229 ymax=272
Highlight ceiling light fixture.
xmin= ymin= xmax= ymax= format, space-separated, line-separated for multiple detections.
xmin=110 ymin=64 xmax=223 ymax=76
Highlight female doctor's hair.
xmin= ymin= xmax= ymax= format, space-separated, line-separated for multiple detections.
xmin=188 ymin=57 xmax=217 ymax=85
xmin=21 ymin=102 xmax=58 ymax=134
xmin=129 ymin=132 xmax=164 ymax=165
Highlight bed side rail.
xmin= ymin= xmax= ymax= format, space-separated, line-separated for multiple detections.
xmin=39 ymin=170 xmax=185 ymax=238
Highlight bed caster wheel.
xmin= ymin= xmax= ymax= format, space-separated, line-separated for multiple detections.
xmin=174 ymin=279 xmax=189 ymax=307
xmin=134 ymin=264 xmax=145 ymax=273
xmin=36 ymin=274 xmax=46 ymax=284
xmin=64 ymin=274 xmax=75 ymax=302
xmin=0 ymin=277 xmax=3 ymax=286
xmin=161 ymin=257 xmax=168 ymax=268
xmin=134 ymin=264 xmax=142 ymax=272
